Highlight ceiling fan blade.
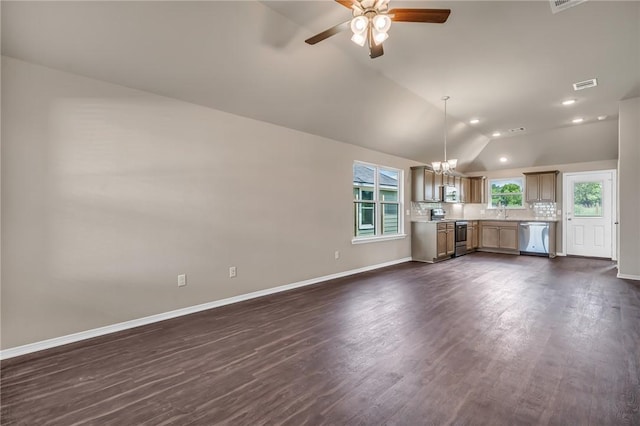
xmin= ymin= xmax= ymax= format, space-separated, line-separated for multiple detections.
xmin=305 ymin=20 xmax=350 ymax=45
xmin=335 ymin=0 xmax=355 ymax=8
xmin=369 ymin=42 xmax=384 ymax=59
xmin=388 ymin=8 xmax=451 ymax=24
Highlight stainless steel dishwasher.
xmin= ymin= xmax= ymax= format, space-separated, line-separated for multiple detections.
xmin=519 ymin=222 xmax=550 ymax=256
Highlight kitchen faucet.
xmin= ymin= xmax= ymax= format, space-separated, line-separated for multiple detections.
xmin=498 ymin=202 xmax=508 ymax=219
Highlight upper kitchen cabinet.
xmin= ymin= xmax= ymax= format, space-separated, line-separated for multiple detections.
xmin=524 ymin=171 xmax=559 ymax=203
xmin=459 ymin=177 xmax=471 ymax=204
xmin=468 ymin=177 xmax=486 ymax=204
xmin=411 ymin=166 xmax=439 ymax=202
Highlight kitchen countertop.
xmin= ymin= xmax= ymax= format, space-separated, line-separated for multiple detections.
xmin=412 ymin=218 xmax=559 ymax=223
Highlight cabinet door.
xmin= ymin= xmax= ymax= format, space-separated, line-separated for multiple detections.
xmin=525 ymin=174 xmax=540 ymax=202
xmin=424 ymin=170 xmax=437 ymax=201
xmin=467 ymin=226 xmax=474 ymax=250
xmin=460 ymin=178 xmax=470 ymax=203
xmin=539 ymin=173 xmax=556 ymax=201
xmin=437 ymin=230 xmax=448 ymax=258
xmin=481 ymin=226 xmax=500 ymax=248
xmin=472 ymin=226 xmax=479 ymax=248
xmin=499 ymin=227 xmax=518 ymax=250
xmin=469 ymin=178 xmax=485 ymax=204
xmin=446 ymin=229 xmax=455 ymax=255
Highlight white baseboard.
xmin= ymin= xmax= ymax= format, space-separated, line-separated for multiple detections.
xmin=617 ymin=272 xmax=640 ymax=281
xmin=555 ymin=252 xmax=567 ymax=256
xmin=0 ymin=257 xmax=411 ymax=360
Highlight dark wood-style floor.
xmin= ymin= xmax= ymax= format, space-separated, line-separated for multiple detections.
xmin=2 ymin=253 xmax=639 ymax=425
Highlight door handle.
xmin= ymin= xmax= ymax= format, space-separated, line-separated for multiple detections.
xmin=568 ymin=218 xmax=572 ymax=221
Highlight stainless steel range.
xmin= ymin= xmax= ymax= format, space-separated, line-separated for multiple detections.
xmin=454 ymin=221 xmax=468 ymax=257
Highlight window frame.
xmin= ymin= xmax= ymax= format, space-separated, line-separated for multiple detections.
xmin=352 ymin=161 xmax=406 ymax=244
xmin=487 ymin=177 xmax=525 ymax=209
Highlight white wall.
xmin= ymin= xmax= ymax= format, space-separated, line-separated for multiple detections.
xmin=1 ymin=57 xmax=419 ymax=349
xmin=617 ymin=97 xmax=640 ymax=278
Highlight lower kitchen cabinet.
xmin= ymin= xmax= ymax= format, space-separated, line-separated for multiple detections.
xmin=467 ymin=221 xmax=479 ymax=251
xmin=437 ymin=222 xmax=455 ymax=258
xmin=479 ymin=221 xmax=519 ymax=253
xmin=412 ymin=221 xmax=455 ymax=263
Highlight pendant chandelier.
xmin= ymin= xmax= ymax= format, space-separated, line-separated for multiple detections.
xmin=431 ymin=96 xmax=458 ymax=175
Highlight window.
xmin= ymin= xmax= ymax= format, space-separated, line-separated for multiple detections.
xmin=353 ymin=162 xmax=403 ymax=240
xmin=573 ymin=181 xmax=603 ymax=217
xmin=488 ymin=177 xmax=524 ymax=208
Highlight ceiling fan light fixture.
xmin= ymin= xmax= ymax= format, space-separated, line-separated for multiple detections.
xmin=351 ymin=32 xmax=367 ymax=46
xmin=372 ymin=30 xmax=388 ymax=46
xmin=350 ymin=16 xmax=369 ymax=34
xmin=372 ymin=14 xmax=391 ymax=32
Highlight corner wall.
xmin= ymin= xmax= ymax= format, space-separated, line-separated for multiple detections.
xmin=617 ymin=97 xmax=640 ymax=279
xmin=0 ymin=57 xmax=418 ymax=349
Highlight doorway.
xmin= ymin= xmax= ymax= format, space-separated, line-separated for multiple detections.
xmin=563 ymin=170 xmax=616 ymax=259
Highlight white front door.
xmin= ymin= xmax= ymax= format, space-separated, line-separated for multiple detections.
xmin=564 ymin=170 xmax=615 ymax=258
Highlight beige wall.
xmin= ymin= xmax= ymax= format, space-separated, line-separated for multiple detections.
xmin=464 ymin=160 xmax=619 ymax=254
xmin=617 ymin=97 xmax=640 ymax=278
xmin=1 ymin=57 xmax=419 ymax=349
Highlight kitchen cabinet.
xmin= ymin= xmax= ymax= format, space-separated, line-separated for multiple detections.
xmin=411 ymin=221 xmax=455 ymax=263
xmin=468 ymin=177 xmax=486 ymax=204
xmin=479 ymin=221 xmax=519 ymax=253
xmin=524 ymin=171 xmax=559 ymax=203
xmin=460 ymin=177 xmax=471 ymax=203
xmin=467 ymin=220 xmax=479 ymax=251
xmin=437 ymin=222 xmax=455 ymax=258
xmin=411 ymin=166 xmax=439 ymax=202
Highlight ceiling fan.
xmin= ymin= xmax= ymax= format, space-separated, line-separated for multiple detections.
xmin=305 ymin=0 xmax=451 ymax=59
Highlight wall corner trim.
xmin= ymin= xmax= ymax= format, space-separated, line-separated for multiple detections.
xmin=617 ymin=272 xmax=640 ymax=281
xmin=0 ymin=257 xmax=412 ymax=360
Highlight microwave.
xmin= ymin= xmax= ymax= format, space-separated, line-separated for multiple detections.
xmin=441 ymin=185 xmax=459 ymax=203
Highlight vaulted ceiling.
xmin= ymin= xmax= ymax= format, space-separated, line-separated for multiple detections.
xmin=2 ymin=1 xmax=639 ymax=171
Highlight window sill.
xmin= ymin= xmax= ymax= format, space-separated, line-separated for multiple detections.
xmin=352 ymin=234 xmax=407 ymax=245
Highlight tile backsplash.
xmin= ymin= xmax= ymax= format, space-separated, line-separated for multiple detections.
xmin=418 ymin=202 xmax=560 ymax=221
xmin=532 ymin=202 xmax=557 ymax=218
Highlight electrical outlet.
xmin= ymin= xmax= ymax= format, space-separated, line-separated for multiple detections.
xmin=229 ymin=266 xmax=237 ymax=278
xmin=334 ymin=250 xmax=340 ymax=260
xmin=178 ymin=274 xmax=187 ymax=287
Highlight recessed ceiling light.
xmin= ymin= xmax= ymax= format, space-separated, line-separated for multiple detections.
xmin=469 ymin=119 xmax=480 ymax=124
xmin=562 ymin=99 xmax=576 ymax=106
xmin=572 ymin=118 xmax=584 ymax=124
xmin=499 ymin=157 xmax=508 ymax=163
xmin=492 ymin=132 xmax=501 ymax=137
xmin=598 ymin=115 xmax=607 ymax=120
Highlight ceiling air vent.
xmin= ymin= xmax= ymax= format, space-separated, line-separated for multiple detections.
xmin=550 ymin=0 xmax=587 ymax=14
xmin=573 ymin=78 xmax=598 ymax=91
